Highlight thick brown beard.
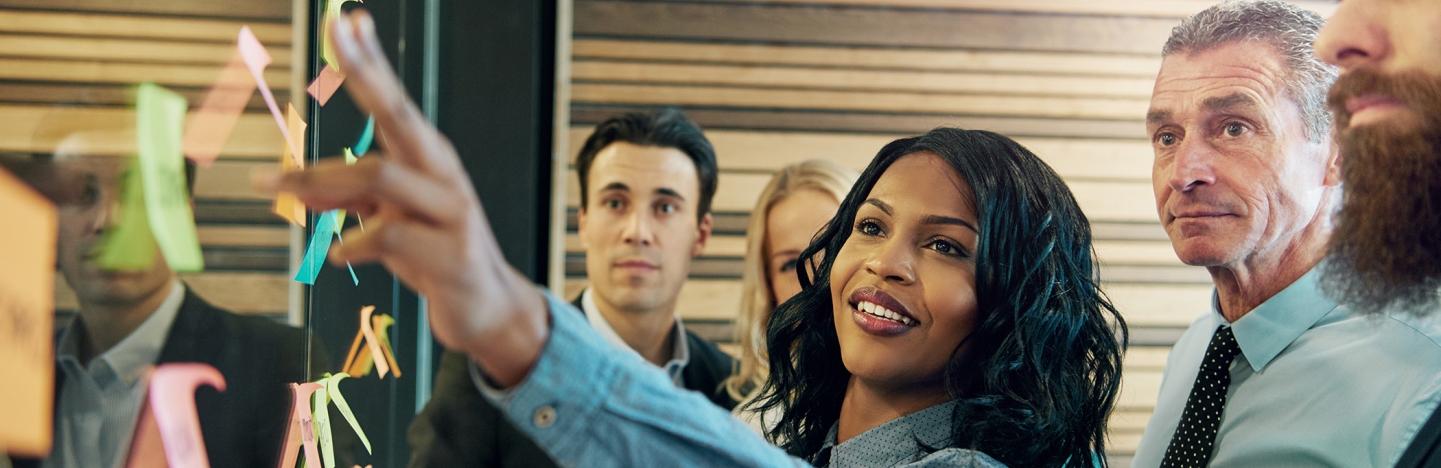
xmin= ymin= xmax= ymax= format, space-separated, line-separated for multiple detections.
xmin=1322 ymin=69 xmax=1441 ymax=314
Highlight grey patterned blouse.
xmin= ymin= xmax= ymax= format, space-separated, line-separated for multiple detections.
xmin=813 ymin=401 xmax=1009 ymax=468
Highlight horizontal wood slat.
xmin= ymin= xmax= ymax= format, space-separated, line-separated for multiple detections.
xmin=567 ymin=127 xmax=1155 ymax=181
xmin=572 ymin=104 xmax=1149 ymax=140
xmin=685 ymin=0 xmax=1335 ymax=18
xmin=573 ymin=39 xmax=1162 ymax=77
xmin=574 ymin=1 xmax=1177 ymax=54
xmin=0 ymin=104 xmax=285 ymax=160
xmin=0 ymin=10 xmax=292 ymax=44
xmin=573 ymin=60 xmax=1157 ymax=99
xmin=0 ymin=57 xmax=289 ymax=89
xmin=0 ymin=33 xmax=293 ymax=66
xmin=196 ymin=225 xmax=290 ymax=248
xmin=572 ymin=83 xmax=1150 ymax=121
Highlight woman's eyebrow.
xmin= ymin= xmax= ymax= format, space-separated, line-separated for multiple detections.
xmin=923 ymin=214 xmax=977 ymax=233
xmin=863 ymin=198 xmax=891 ymax=215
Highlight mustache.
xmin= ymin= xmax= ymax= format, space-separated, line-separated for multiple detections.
xmin=1329 ymin=68 xmax=1441 ymax=129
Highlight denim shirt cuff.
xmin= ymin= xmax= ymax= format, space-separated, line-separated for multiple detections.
xmin=470 ymin=287 xmax=623 ymax=456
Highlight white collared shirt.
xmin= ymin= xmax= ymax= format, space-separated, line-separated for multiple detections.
xmin=44 ymin=280 xmax=184 ymax=468
xmin=581 ymin=288 xmax=690 ymax=386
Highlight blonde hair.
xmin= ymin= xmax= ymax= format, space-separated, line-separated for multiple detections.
xmin=725 ymin=159 xmax=858 ymax=403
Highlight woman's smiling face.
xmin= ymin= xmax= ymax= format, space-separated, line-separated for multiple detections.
xmin=831 ymin=151 xmax=981 ymax=391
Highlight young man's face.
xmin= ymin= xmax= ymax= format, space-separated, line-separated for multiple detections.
xmin=577 ymin=141 xmax=712 ymax=315
xmin=53 ymin=140 xmax=173 ymax=308
xmin=1314 ymin=0 xmax=1441 ymax=312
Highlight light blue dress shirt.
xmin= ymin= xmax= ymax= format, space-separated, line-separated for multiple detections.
xmin=1132 ymin=266 xmax=1441 ymax=467
xmin=44 ymin=281 xmax=184 ymax=468
xmin=472 ymin=289 xmax=1004 ymax=467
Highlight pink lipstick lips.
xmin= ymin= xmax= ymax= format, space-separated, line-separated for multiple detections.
xmin=848 ymin=286 xmax=919 ymax=336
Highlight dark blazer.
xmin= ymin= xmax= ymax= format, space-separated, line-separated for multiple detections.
xmin=12 ymin=287 xmax=322 ymax=468
xmin=1397 ymin=408 xmax=1441 ymax=467
xmin=407 ymin=293 xmax=738 ymax=468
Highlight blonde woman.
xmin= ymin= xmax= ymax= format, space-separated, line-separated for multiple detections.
xmin=726 ymin=160 xmax=859 ymax=431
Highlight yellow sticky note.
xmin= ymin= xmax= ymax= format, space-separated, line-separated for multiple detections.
xmin=273 ymin=104 xmax=307 ymax=226
xmin=0 ymin=168 xmax=56 ymax=457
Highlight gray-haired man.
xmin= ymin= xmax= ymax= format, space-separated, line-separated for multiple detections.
xmin=1134 ymin=1 xmax=1441 ymax=466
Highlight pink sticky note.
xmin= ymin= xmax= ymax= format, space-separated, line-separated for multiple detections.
xmin=148 ymin=363 xmax=227 ymax=468
xmin=124 ymin=377 xmax=165 ymax=468
xmin=307 ymin=65 xmax=346 ymax=107
xmin=183 ymin=52 xmax=256 ymax=167
xmin=237 ymin=26 xmax=301 ymax=161
xmin=276 ymin=382 xmax=324 ymax=468
xmin=359 ymin=306 xmax=391 ymax=378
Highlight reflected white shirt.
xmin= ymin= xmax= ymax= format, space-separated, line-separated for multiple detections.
xmin=580 ymin=288 xmax=690 ymax=386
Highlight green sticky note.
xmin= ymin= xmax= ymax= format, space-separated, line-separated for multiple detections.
xmin=136 ymin=83 xmax=204 ymax=272
xmin=96 ymin=157 xmax=157 ymax=270
xmin=326 ymin=373 xmax=373 ymax=454
xmin=311 ymin=375 xmax=335 ymax=468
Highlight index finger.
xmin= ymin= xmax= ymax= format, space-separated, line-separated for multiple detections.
xmin=329 ymin=10 xmax=459 ymax=175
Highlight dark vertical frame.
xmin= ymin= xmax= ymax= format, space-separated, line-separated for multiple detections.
xmin=301 ymin=0 xmax=556 ymax=465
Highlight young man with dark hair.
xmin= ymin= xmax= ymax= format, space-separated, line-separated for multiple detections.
xmin=407 ymin=108 xmax=735 ymax=467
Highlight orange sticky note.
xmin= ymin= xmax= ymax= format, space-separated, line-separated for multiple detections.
xmin=237 ymin=26 xmax=301 ymax=160
xmin=148 ymin=363 xmax=227 ymax=468
xmin=272 ymin=104 xmax=307 ymax=226
xmin=341 ymin=306 xmax=400 ymax=379
xmin=183 ymin=52 xmax=255 ymax=167
xmin=0 ymin=169 xmax=57 ymax=457
xmin=306 ymin=65 xmax=345 ymax=107
xmin=276 ymin=382 xmax=324 ymax=468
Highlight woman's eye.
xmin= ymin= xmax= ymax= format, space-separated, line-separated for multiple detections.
xmin=1224 ymin=122 xmax=1247 ymax=137
xmin=1156 ymin=133 xmax=1177 ymax=147
xmin=928 ymin=239 xmax=966 ymax=257
xmin=778 ymin=259 xmax=798 ymax=273
xmin=856 ymin=220 xmax=882 ymax=236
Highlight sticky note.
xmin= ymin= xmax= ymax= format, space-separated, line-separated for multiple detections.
xmin=309 ymin=373 xmax=371 ymax=468
xmin=324 ymin=374 xmax=371 ymax=454
xmin=295 ymin=209 xmax=338 ymax=285
xmin=307 ymin=65 xmax=346 ymax=107
xmin=97 ymin=157 xmax=158 ymax=271
xmin=238 ymin=26 xmax=301 ymax=160
xmin=136 ymin=83 xmax=204 ymax=272
xmin=278 ymin=383 xmax=324 ymax=468
xmin=125 ymin=395 xmax=166 ymax=467
xmin=0 ymin=169 xmax=56 ymax=457
xmin=342 ymin=306 xmax=399 ymax=379
xmin=372 ymin=314 xmax=401 ymax=378
xmin=321 ymin=0 xmax=346 ymax=71
xmin=184 ymin=52 xmax=255 ymax=167
xmin=330 ymin=211 xmax=358 ymax=286
xmin=148 ymin=363 xmax=227 ymax=468
xmin=273 ymin=104 xmax=307 ymax=227
xmin=353 ymin=117 xmax=375 ymax=156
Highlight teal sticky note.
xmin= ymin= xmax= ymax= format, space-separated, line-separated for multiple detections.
xmin=354 ymin=116 xmax=374 ymax=156
xmin=136 ymin=83 xmax=204 ymax=272
xmin=331 ymin=211 xmax=358 ymax=285
xmin=295 ymin=209 xmax=338 ymax=285
xmin=96 ymin=157 xmax=158 ymax=270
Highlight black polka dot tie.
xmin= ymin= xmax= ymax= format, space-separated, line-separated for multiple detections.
xmin=1160 ymin=326 xmax=1241 ymax=468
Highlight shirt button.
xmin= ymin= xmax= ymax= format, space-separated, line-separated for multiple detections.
xmin=533 ymin=405 xmax=557 ymax=428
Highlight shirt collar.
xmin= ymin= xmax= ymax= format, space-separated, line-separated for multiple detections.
xmin=580 ymin=288 xmax=691 ymax=385
xmin=1211 ymin=264 xmax=1339 ymax=371
xmin=56 ymin=280 xmax=185 ymax=385
xmin=818 ymin=400 xmax=959 ymax=467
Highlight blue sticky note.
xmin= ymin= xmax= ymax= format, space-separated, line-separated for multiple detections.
xmin=331 ymin=211 xmax=359 ymax=286
xmin=294 ymin=209 xmax=339 ymax=285
xmin=354 ymin=116 xmax=374 ymax=156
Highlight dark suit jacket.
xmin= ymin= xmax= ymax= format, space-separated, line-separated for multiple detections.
xmin=406 ymin=294 xmax=738 ymax=468
xmin=12 ymin=287 xmax=323 ymax=468
xmin=1397 ymin=408 xmax=1441 ymax=467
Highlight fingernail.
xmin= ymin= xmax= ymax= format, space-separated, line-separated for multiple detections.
xmin=250 ymin=167 xmax=281 ymax=194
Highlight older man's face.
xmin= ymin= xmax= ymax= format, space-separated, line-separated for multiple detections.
xmin=1148 ymin=41 xmax=1338 ymax=270
xmin=1314 ymin=0 xmax=1441 ymax=312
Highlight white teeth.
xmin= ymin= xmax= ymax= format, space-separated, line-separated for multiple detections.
xmin=856 ymin=301 xmax=917 ymax=326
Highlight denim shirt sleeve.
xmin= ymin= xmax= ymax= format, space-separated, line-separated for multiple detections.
xmin=471 ymin=288 xmax=806 ymax=468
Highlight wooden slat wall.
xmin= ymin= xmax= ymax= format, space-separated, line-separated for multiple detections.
xmin=0 ymin=7 xmax=295 ymax=321
xmin=558 ymin=0 xmax=1334 ymax=461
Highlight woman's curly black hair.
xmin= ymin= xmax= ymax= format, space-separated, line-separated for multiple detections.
xmin=749 ymin=128 xmax=1127 ymax=467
